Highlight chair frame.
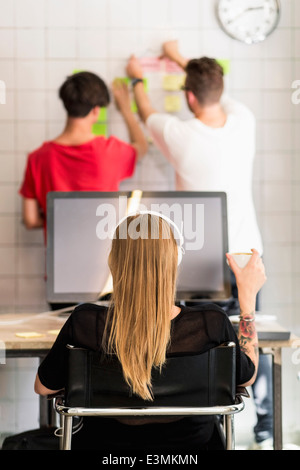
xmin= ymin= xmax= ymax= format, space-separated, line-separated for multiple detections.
xmin=55 ymin=394 xmax=245 ymax=450
xmin=54 ymin=341 xmax=247 ymax=450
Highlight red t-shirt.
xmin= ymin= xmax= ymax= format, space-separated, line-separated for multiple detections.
xmin=19 ymin=136 xmax=137 ymax=226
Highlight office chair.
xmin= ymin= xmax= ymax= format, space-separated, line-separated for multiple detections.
xmin=54 ymin=342 xmax=247 ymax=450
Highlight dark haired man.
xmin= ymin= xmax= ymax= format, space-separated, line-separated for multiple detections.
xmin=19 ymin=72 xmax=148 ymax=235
xmin=126 ymin=41 xmax=273 ymax=450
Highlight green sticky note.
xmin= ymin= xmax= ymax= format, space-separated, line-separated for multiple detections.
xmin=98 ymin=107 xmax=107 ymax=121
xmin=73 ymin=69 xmax=83 ymax=75
xmin=115 ymin=77 xmax=148 ymax=90
xmin=132 ymin=79 xmax=149 ymax=113
xmin=114 ymin=78 xmax=135 ymax=111
xmin=216 ymin=59 xmax=230 ymax=75
xmin=92 ymin=123 xmax=107 ymax=137
xmin=114 ymin=77 xmax=148 ymax=113
xmin=131 ymin=101 xmax=138 ymax=113
xmin=142 ymin=78 xmax=148 ymax=92
xmin=116 ymin=77 xmax=130 ymax=85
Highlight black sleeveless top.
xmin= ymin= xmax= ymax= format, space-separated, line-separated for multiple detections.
xmin=38 ymin=302 xmax=254 ymax=451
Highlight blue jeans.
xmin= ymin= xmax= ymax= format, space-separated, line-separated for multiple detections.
xmin=252 ymin=354 xmax=273 ymax=443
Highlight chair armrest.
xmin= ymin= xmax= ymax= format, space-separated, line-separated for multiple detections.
xmin=47 ymin=390 xmax=65 ymax=400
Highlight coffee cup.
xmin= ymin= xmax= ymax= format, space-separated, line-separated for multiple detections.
xmin=227 ymin=252 xmax=252 ymax=269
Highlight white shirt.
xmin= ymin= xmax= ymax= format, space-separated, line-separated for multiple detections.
xmin=146 ymin=96 xmax=263 ymax=255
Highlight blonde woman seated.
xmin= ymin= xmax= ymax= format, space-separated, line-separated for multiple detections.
xmin=35 ymin=212 xmax=266 ymax=451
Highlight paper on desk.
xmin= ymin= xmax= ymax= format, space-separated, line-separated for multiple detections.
xmin=15 ymin=332 xmax=45 ymax=338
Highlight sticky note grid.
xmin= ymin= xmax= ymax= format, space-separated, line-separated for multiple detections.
xmin=73 ymin=60 xmax=229 ymax=125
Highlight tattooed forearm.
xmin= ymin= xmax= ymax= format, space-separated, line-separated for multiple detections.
xmin=238 ymin=318 xmax=259 ymax=358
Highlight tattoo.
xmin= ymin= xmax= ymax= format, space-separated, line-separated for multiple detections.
xmin=239 ymin=319 xmax=258 ymax=357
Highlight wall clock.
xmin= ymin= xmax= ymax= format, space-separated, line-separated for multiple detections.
xmin=216 ymin=0 xmax=281 ymax=44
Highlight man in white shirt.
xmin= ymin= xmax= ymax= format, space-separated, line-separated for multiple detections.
xmin=126 ymin=40 xmax=272 ymax=450
xmin=127 ymin=41 xmax=262 ymax=256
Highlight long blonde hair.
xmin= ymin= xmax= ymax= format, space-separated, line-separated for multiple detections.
xmin=103 ymin=213 xmax=178 ymax=401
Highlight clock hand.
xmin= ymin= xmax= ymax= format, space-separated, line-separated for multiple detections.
xmin=227 ymin=6 xmax=265 ymax=25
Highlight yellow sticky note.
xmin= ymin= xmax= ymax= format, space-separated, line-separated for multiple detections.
xmin=164 ymin=95 xmax=181 ymax=113
xmin=163 ymin=74 xmax=185 ymax=91
xmin=16 ymin=332 xmax=45 ymax=338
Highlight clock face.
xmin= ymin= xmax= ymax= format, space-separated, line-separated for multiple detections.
xmin=216 ymin=0 xmax=281 ymax=44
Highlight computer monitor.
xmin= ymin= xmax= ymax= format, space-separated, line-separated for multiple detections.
xmin=46 ymin=191 xmax=231 ymax=304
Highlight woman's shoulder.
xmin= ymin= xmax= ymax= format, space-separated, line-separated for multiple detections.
xmin=69 ymin=303 xmax=109 ymax=350
xmin=177 ymin=303 xmax=228 ymax=320
xmin=169 ymin=303 xmax=232 ymax=355
xmin=71 ymin=303 xmax=108 ymax=323
xmin=73 ymin=302 xmax=108 ymax=312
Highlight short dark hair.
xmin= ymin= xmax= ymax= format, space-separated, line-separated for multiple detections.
xmin=185 ymin=57 xmax=224 ymax=106
xmin=59 ymin=71 xmax=110 ymax=118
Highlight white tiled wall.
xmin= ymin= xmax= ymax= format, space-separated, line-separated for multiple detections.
xmin=0 ymin=0 xmax=299 ymax=446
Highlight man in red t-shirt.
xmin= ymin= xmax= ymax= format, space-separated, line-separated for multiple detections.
xmin=19 ymin=71 xmax=148 ymax=236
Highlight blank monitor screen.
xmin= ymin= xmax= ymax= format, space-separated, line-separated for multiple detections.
xmin=46 ymin=191 xmax=231 ymax=304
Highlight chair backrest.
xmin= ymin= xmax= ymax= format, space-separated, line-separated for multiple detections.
xmin=64 ymin=342 xmax=236 ymax=409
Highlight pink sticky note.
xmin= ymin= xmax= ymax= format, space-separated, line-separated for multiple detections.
xmin=139 ymin=57 xmax=162 ymax=72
